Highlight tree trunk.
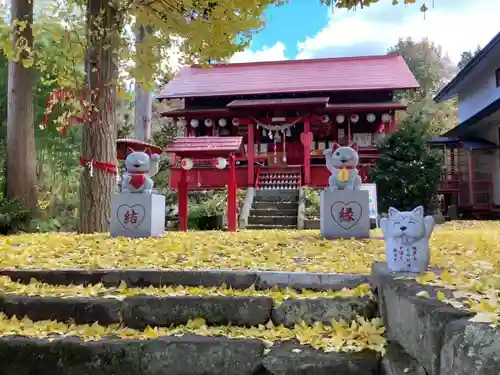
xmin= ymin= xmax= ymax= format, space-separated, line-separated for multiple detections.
xmin=6 ymin=0 xmax=37 ymax=210
xmin=134 ymin=25 xmax=153 ymax=143
xmin=78 ymin=0 xmax=120 ymax=233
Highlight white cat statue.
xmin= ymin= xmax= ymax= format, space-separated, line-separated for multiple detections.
xmin=121 ymin=147 xmax=161 ymax=194
xmin=324 ymin=142 xmax=362 ymax=191
xmin=380 ymin=206 xmax=436 ymax=273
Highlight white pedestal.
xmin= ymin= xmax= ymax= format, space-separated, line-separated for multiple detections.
xmin=320 ymin=189 xmax=370 ymax=239
xmin=110 ymin=193 xmax=165 ymax=238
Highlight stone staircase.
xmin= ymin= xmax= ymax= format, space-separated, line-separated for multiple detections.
xmin=247 ymin=190 xmax=299 ymax=229
xmin=0 ymin=265 xmax=495 ymax=374
xmin=0 ymin=268 xmax=380 ymax=375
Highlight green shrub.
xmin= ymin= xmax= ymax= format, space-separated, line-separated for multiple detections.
xmin=369 ymin=118 xmax=441 ymax=214
xmin=0 ymin=197 xmax=30 ymax=235
xmin=304 ymin=188 xmax=320 ymax=219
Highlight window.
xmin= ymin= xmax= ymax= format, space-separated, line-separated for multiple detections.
xmin=496 ymin=67 xmax=500 ymax=87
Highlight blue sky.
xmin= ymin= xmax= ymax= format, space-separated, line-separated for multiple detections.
xmin=230 ymin=0 xmax=500 ymax=64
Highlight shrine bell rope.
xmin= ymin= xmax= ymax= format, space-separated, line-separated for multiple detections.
xmin=252 ymin=117 xmax=304 ymax=165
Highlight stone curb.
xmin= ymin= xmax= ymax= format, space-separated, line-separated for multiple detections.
xmin=0 ymin=335 xmax=382 ymax=375
xmin=0 ymin=294 xmax=377 ymax=328
xmin=0 ymin=269 xmax=370 ymax=291
xmin=372 ymin=262 xmax=474 ymax=375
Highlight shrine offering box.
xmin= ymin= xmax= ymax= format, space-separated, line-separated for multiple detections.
xmin=110 ymin=193 xmax=165 ymax=238
xmin=320 ymin=189 xmax=370 ymax=239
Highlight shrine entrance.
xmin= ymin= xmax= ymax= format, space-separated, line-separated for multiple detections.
xmin=165 ymin=137 xmax=244 ymax=232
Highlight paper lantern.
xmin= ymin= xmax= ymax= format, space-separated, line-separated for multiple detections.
xmin=190 ymin=119 xmax=199 ymax=128
xmin=180 ymin=158 xmax=193 ymax=170
xmin=366 ymin=113 xmax=376 ymax=123
xmin=350 ymin=114 xmax=359 ymax=123
xmin=232 ymin=118 xmax=240 ymax=127
xmin=177 ymin=118 xmax=187 ymax=127
xmin=218 ymin=118 xmax=227 ymax=127
xmin=204 ymin=118 xmax=213 ymax=127
xmin=321 ymin=114 xmax=330 ymax=123
xmin=382 ymin=113 xmax=392 ymax=123
xmin=213 ymin=157 xmax=227 ymax=170
xmin=336 ymin=114 xmax=345 ymax=124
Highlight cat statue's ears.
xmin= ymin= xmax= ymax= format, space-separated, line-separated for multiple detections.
xmin=388 ymin=205 xmax=424 ymax=219
xmin=411 ymin=205 xmax=424 ymax=218
xmin=125 ymin=147 xmax=152 ymax=157
xmin=330 ymin=142 xmax=358 ymax=151
xmin=126 ymin=147 xmax=135 ymax=157
xmin=388 ymin=207 xmax=399 ymax=219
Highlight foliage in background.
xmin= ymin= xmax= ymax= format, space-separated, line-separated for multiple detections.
xmin=369 ymin=116 xmax=441 ymax=214
xmin=457 ymin=45 xmax=481 ymax=70
xmin=303 ymin=188 xmax=320 ymax=219
xmin=388 ymin=37 xmax=458 ymax=136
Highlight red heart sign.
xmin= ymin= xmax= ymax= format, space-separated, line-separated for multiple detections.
xmin=117 ymin=204 xmax=146 ymax=230
xmin=331 ymin=201 xmax=362 ymax=230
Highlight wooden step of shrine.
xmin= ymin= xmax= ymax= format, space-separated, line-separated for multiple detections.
xmin=256 ymin=168 xmax=301 ymax=191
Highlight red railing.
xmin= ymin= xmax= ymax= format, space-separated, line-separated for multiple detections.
xmin=437 ymin=170 xmax=461 ymax=192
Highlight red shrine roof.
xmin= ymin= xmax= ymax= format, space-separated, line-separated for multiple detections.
xmin=226 ymin=97 xmax=330 ymax=109
xmin=164 ymin=137 xmax=244 ymax=158
xmin=156 ymin=55 xmax=419 ymax=99
xmin=116 ymin=139 xmax=163 ymax=160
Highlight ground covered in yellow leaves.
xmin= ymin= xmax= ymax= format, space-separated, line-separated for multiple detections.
xmin=0 ymin=221 xmax=498 ymax=275
xmin=0 ymin=313 xmax=386 ymax=354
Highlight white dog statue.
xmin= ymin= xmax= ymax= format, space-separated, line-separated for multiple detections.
xmin=380 ymin=205 xmax=435 ymax=273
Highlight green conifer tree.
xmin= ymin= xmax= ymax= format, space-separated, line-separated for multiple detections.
xmin=369 ymin=118 xmax=441 ymax=214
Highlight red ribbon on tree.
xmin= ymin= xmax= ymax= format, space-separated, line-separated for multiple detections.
xmin=80 ymin=157 xmax=118 ymax=177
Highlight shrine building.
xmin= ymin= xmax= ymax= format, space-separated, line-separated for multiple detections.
xmin=158 ymin=55 xmax=419 ymax=230
xmin=158 ymin=55 xmax=418 ymax=191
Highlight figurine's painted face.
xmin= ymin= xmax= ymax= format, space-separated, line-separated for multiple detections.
xmin=331 ymin=143 xmax=359 ymax=168
xmin=388 ymin=206 xmax=426 ymax=244
xmin=124 ymin=147 xmax=151 ymax=173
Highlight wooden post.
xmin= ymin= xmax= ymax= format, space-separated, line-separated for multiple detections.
xmin=303 ymin=118 xmax=311 ymax=185
xmin=178 ymin=169 xmax=189 ymax=231
xmin=247 ymin=123 xmax=255 ymax=186
xmin=468 ymin=149 xmax=473 ymax=206
xmin=227 ymin=153 xmax=237 ymax=232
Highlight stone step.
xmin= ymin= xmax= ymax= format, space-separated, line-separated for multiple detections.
xmin=252 ymin=202 xmax=298 ymax=210
xmin=0 ymin=336 xmax=380 ymax=375
xmin=0 ymin=269 xmax=370 ymax=291
xmin=248 ymin=216 xmax=297 ymax=226
xmin=0 ymin=294 xmax=377 ymax=329
xmin=253 ymin=195 xmax=299 ymax=205
xmin=253 ymin=194 xmax=299 ymax=203
xmin=246 ymin=224 xmax=297 ymax=230
xmin=249 ymin=208 xmax=297 ymax=217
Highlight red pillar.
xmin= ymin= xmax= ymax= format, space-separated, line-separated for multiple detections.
xmin=227 ymin=153 xmax=237 ymax=232
xmin=178 ymin=169 xmax=189 ymax=231
xmin=247 ymin=123 xmax=255 ymax=186
xmin=303 ymin=118 xmax=311 ymax=185
xmin=347 ymin=117 xmax=352 ymax=144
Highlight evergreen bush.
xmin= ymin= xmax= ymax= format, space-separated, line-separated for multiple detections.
xmin=369 ymin=118 xmax=441 ymax=214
